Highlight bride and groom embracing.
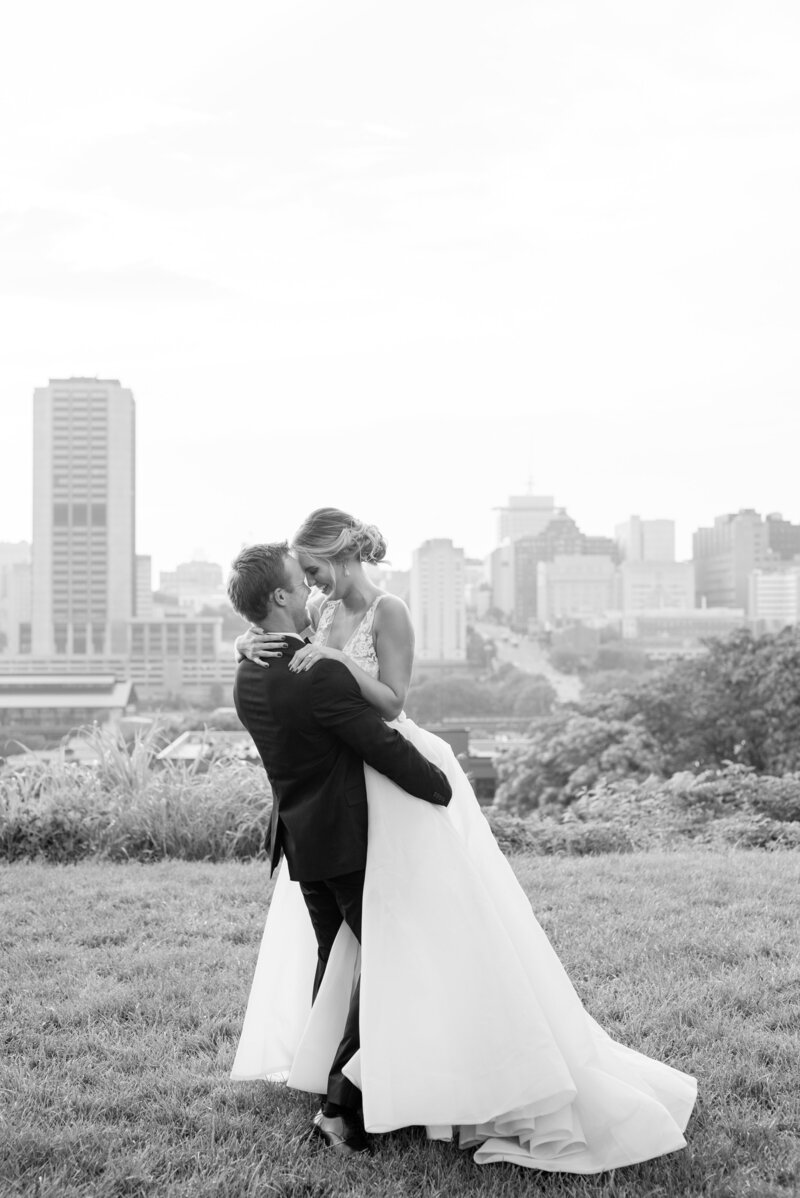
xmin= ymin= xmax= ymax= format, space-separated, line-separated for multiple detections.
xmin=226 ymin=508 xmax=697 ymax=1171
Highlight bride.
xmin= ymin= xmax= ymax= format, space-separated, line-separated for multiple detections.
xmin=230 ymin=507 xmax=697 ymax=1172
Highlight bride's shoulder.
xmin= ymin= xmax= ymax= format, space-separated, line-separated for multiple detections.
xmin=373 ymin=592 xmax=413 ymax=635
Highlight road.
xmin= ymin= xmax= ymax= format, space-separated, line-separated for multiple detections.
xmin=474 ymin=623 xmax=583 ymax=704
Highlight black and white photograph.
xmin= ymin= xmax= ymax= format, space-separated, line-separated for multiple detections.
xmin=1 ymin=3 xmax=798 ymax=1196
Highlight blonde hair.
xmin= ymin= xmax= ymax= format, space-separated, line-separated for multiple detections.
xmin=292 ymin=507 xmax=387 ymax=565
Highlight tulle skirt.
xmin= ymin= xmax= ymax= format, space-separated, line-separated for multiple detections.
xmin=231 ymin=717 xmax=696 ymax=1172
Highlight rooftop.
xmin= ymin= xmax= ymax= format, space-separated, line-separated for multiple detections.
xmin=0 ymin=676 xmax=135 ymax=709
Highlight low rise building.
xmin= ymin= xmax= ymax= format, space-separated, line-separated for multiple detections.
xmin=537 ymin=555 xmax=620 ymax=625
xmin=158 ymin=558 xmax=227 ymax=613
xmin=0 ymin=560 xmax=32 ymax=656
xmin=0 ymin=674 xmax=136 ymax=731
xmin=749 ymin=567 xmax=800 ymax=631
xmin=621 ymin=560 xmax=695 ymax=614
xmin=128 ymin=616 xmax=236 ymax=704
xmin=485 ymin=542 xmax=515 ymax=618
xmin=621 ymin=608 xmax=747 ymax=657
xmin=135 ymin=555 xmax=154 ymax=618
xmin=0 ymin=615 xmax=237 ymax=707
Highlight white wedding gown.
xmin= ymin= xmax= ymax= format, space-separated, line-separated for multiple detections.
xmin=231 ymin=597 xmax=697 ymax=1172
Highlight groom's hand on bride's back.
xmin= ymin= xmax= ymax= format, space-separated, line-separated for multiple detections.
xmin=309 ymin=659 xmax=452 ymax=807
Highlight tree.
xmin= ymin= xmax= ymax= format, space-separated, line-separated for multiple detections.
xmin=489 ymin=662 xmax=556 ymax=717
xmin=509 ymin=677 xmax=558 ymax=718
xmin=491 ymin=628 xmax=800 ymax=813
xmin=592 ymin=644 xmax=649 ymax=674
xmin=466 ymin=626 xmax=492 ymax=668
xmin=581 ymin=670 xmax=648 ymax=697
xmin=405 ymin=677 xmax=498 ymax=723
xmin=494 ymin=711 xmax=663 ymax=813
xmin=549 ymin=647 xmax=589 ymax=675
xmin=583 ymin=628 xmax=800 ymax=776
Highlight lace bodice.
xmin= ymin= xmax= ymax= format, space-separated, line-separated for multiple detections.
xmin=314 ymin=595 xmax=383 ymax=680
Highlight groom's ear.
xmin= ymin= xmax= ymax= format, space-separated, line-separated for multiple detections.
xmin=270 ymin=587 xmax=287 ymax=609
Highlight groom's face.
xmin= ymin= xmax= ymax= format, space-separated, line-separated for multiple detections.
xmin=279 ymin=555 xmax=311 ymax=632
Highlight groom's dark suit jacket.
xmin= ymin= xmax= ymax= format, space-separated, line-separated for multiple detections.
xmin=233 ymin=638 xmax=452 ymax=881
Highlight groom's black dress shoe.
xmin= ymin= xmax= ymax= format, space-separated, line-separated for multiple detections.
xmin=312 ymin=1109 xmax=371 ymax=1155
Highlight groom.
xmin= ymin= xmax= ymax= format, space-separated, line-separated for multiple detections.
xmin=227 ymin=542 xmax=452 ymax=1154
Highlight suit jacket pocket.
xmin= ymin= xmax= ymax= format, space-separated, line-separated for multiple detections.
xmin=345 ymin=785 xmax=367 ymax=807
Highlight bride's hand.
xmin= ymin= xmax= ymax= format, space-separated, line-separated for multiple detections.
xmin=288 ymin=644 xmax=342 ymax=674
xmin=235 ymin=626 xmax=289 ymax=668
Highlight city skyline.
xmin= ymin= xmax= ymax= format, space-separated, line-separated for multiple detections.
xmin=2 ymin=411 xmax=800 ymax=582
xmin=1 ymin=3 xmax=798 ymax=575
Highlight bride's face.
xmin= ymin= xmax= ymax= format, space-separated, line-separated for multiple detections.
xmin=297 ymin=552 xmax=339 ymax=599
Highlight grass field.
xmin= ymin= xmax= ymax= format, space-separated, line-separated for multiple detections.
xmin=1 ymin=852 xmax=799 ymax=1198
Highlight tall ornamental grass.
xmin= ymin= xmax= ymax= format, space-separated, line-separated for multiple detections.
xmin=0 ymin=725 xmax=271 ymax=863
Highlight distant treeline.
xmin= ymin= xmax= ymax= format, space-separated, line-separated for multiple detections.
xmin=496 ymin=627 xmax=800 ymax=811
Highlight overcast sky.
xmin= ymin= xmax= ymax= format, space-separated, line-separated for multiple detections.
xmin=1 ymin=0 xmax=798 ymax=576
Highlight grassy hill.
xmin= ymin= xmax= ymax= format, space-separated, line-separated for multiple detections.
xmin=1 ymin=852 xmax=798 ymax=1197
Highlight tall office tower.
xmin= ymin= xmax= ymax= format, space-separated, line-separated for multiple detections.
xmin=32 ymin=378 xmax=136 ymax=656
xmin=410 ymin=539 xmax=466 ymax=662
xmin=496 ymin=494 xmax=557 ymax=543
xmin=693 ymin=509 xmax=768 ymax=612
xmin=765 ymin=513 xmax=800 ymax=561
xmin=615 ymin=516 xmax=676 ymax=562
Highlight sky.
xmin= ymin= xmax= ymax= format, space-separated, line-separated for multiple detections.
xmin=1 ymin=0 xmax=798 ymax=577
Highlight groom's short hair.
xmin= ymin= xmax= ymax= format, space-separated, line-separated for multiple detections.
xmin=227 ymin=542 xmax=291 ymax=625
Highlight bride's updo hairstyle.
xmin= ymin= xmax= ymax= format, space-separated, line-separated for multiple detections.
xmin=292 ymin=507 xmax=387 ymax=566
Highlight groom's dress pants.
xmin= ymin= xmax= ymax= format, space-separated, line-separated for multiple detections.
xmin=299 ymin=868 xmax=365 ymax=1111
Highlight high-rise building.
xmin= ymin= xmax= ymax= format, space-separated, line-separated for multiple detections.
xmin=765 ymin=513 xmax=800 ymax=562
xmin=31 ymin=378 xmax=136 ymax=656
xmin=410 ymin=539 xmax=466 ymax=662
xmin=615 ymin=516 xmax=676 ymax=563
xmin=693 ymin=510 xmax=769 ymax=612
xmin=495 ymin=494 xmax=557 ymax=543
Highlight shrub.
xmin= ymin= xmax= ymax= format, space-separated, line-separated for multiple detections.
xmin=3 ymin=728 xmax=800 ymax=865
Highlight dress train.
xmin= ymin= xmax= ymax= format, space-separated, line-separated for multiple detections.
xmin=231 ymin=717 xmax=696 ymax=1172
